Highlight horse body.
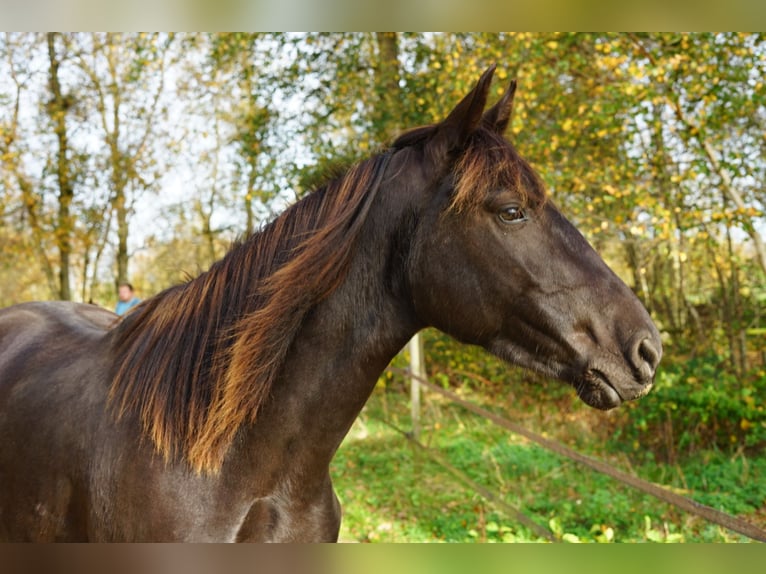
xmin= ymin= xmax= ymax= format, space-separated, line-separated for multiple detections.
xmin=0 ymin=244 xmax=410 ymax=541
xmin=0 ymin=67 xmax=662 ymax=541
xmin=0 ymin=302 xmax=113 ymax=540
xmin=0 ymin=182 xmax=419 ymax=541
xmin=0 ymin=301 xmax=392 ymax=541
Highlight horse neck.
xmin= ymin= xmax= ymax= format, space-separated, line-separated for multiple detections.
xmin=238 ymin=185 xmax=422 ymax=469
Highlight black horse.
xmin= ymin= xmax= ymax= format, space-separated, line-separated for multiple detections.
xmin=0 ymin=66 xmax=661 ymax=541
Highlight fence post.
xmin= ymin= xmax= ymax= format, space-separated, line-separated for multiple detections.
xmin=408 ymin=332 xmax=426 ymax=441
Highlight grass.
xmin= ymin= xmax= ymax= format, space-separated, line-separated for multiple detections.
xmin=330 ymin=379 xmax=766 ymax=543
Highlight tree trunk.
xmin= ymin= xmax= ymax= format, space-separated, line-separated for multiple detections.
xmin=725 ymin=213 xmax=748 ymax=377
xmin=196 ymin=196 xmax=217 ymax=268
xmin=373 ymin=33 xmax=401 ymax=142
xmin=114 ymin=181 xmax=129 ymax=286
xmin=650 ymin=100 xmax=688 ymax=335
xmin=19 ymin=176 xmax=58 ymax=297
xmin=245 ymin=170 xmax=256 ymax=237
xmin=624 ymin=238 xmax=653 ymax=313
xmin=46 ymin=33 xmax=74 ymax=300
xmin=699 ymin=137 xmax=766 ymax=276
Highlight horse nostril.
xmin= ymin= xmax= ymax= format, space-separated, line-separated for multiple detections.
xmin=634 ymin=336 xmax=661 ymax=380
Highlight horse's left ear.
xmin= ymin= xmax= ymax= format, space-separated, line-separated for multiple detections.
xmin=425 ymin=65 xmax=496 ymax=162
xmin=481 ymin=79 xmax=517 ymax=135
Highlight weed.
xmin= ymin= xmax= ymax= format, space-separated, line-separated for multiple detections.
xmin=332 ymin=373 xmax=765 ymax=543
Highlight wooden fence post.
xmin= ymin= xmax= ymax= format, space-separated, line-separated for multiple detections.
xmin=408 ymin=332 xmax=426 ymax=441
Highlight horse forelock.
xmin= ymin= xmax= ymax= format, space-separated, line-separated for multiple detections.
xmin=109 ymin=151 xmax=393 ymax=474
xmin=393 ymin=124 xmax=548 ymax=214
xmin=451 ymin=128 xmax=548 ymax=213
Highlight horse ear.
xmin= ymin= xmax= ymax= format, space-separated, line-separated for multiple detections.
xmin=426 ymin=65 xmax=496 ymax=161
xmin=482 ymin=79 xmax=517 ymax=135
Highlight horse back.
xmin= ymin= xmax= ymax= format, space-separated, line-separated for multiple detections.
xmin=0 ymin=301 xmax=116 ymax=541
xmin=0 ymin=300 xmax=115 ymax=367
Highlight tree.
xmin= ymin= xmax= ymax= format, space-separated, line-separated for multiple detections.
xmin=45 ymin=33 xmax=78 ymax=300
xmin=1 ymin=33 xmax=88 ymax=301
xmin=627 ymin=33 xmax=766 ymax=276
xmin=3 ymin=32 xmax=764 ymax=373
xmin=69 ymin=32 xmax=176 ymax=287
xmin=1 ymin=33 xmax=58 ymax=299
xmin=207 ymin=33 xmax=277 ymax=236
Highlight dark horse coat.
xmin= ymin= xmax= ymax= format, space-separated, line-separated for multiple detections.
xmin=0 ymin=67 xmax=661 ymax=541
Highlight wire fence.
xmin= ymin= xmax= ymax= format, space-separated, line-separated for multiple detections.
xmin=384 ymin=365 xmax=766 ymax=543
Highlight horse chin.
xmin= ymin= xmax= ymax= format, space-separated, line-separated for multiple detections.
xmin=487 ymin=338 xmax=641 ymax=411
xmin=573 ymin=370 xmax=624 ymax=411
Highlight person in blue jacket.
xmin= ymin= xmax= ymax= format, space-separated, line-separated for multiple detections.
xmin=115 ymin=282 xmax=141 ymax=316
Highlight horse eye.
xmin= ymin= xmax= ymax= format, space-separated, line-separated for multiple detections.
xmin=498 ymin=206 xmax=526 ymax=224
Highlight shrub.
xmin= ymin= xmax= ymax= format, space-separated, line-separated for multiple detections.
xmin=610 ymin=354 xmax=766 ymax=462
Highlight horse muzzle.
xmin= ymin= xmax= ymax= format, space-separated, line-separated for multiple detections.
xmin=575 ymin=329 xmax=662 ymax=410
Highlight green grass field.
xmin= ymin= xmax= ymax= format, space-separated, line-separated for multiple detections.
xmin=331 ymin=378 xmax=766 ymax=543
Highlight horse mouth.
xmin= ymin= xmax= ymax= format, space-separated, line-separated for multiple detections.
xmin=574 ymin=369 xmax=624 ymax=410
xmin=488 ymin=337 xmax=653 ymax=410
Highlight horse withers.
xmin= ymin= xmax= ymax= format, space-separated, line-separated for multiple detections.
xmin=0 ymin=66 xmax=661 ymax=541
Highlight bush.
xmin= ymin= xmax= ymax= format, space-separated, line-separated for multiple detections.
xmin=610 ymin=354 xmax=766 ymax=462
xmin=416 ymin=330 xmax=766 ymax=464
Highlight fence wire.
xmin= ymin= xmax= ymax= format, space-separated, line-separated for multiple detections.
xmin=387 ymin=366 xmax=766 ymax=543
xmin=369 ymin=413 xmax=558 ymax=542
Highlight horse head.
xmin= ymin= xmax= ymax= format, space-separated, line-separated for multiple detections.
xmin=400 ymin=66 xmax=661 ymax=409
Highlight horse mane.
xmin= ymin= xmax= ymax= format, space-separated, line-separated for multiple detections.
xmin=109 ymin=151 xmax=392 ymax=473
xmin=108 ymin=120 xmax=545 ymax=475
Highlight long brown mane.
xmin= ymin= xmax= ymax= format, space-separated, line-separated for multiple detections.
xmin=108 ymin=122 xmax=545 ymax=475
xmin=109 ymin=151 xmax=392 ymax=473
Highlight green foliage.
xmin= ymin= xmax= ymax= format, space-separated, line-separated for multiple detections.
xmin=610 ymin=355 xmax=766 ymax=461
xmin=3 ymin=33 xmax=765 ymax=354
xmin=343 ymin=330 xmax=766 ymax=542
xmin=418 ymin=323 xmax=766 ymax=466
xmin=334 ymin=382 xmax=764 ymax=542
